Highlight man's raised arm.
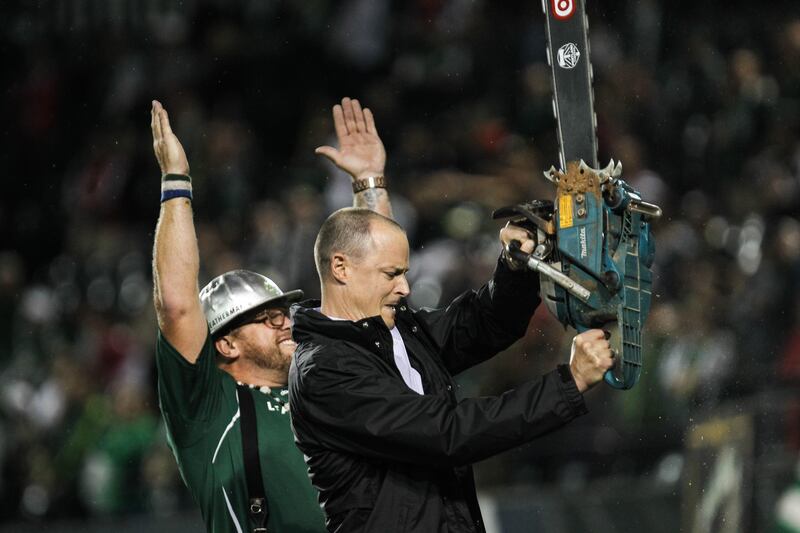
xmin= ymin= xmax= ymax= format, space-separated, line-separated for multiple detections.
xmin=315 ymin=97 xmax=392 ymax=218
xmin=151 ymin=100 xmax=207 ymax=362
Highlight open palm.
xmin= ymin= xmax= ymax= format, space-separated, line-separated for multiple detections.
xmin=316 ymin=97 xmax=385 ymax=181
xmin=151 ymin=100 xmax=190 ymax=176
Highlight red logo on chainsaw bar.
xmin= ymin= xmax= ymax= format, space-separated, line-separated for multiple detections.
xmin=552 ymin=0 xmax=575 ymax=20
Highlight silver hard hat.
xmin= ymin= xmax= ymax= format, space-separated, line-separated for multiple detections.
xmin=199 ymin=270 xmax=304 ymax=336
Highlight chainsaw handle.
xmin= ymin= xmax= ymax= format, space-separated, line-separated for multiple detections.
xmin=603 ymin=368 xmax=629 ymax=389
xmin=507 ymin=241 xmax=592 ymax=302
xmin=575 ymin=324 xmax=634 ymax=390
xmin=505 ymin=240 xmax=529 ymax=264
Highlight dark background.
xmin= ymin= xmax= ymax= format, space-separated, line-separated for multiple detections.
xmin=1 ymin=0 xmax=799 ymax=531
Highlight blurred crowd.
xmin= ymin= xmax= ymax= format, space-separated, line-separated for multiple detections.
xmin=1 ymin=0 xmax=799 ymax=526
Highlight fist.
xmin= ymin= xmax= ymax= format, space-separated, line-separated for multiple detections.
xmin=568 ymin=329 xmax=615 ymax=393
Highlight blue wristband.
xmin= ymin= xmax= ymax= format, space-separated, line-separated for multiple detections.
xmin=160 ymin=174 xmax=193 ymax=203
xmin=161 ymin=189 xmax=193 ymax=202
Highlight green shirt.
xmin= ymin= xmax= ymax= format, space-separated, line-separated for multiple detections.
xmin=156 ymin=329 xmax=326 ymax=533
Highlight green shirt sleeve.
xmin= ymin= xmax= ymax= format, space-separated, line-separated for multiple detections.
xmin=156 ymin=328 xmax=225 ymax=447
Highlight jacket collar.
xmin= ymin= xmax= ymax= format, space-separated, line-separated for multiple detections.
xmin=291 ymin=299 xmax=412 ymax=347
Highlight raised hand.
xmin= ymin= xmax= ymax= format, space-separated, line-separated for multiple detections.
xmin=150 ymin=99 xmax=205 ymax=363
xmin=151 ymin=100 xmax=190 ymax=176
xmin=315 ymin=97 xmax=386 ymax=182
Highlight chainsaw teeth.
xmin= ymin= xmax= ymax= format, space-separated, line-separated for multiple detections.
xmin=542 ymin=159 xmax=624 ymax=186
xmin=544 ymin=165 xmax=560 ymax=182
xmin=567 ymin=159 xmax=625 ymax=184
xmin=597 ymin=160 xmax=614 ymax=183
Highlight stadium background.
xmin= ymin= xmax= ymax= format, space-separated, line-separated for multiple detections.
xmin=1 ymin=0 xmax=799 ymax=531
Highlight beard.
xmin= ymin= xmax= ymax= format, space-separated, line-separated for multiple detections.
xmin=240 ymin=338 xmax=294 ymax=374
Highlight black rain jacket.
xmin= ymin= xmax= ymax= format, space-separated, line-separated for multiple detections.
xmin=288 ymin=258 xmax=588 ymax=533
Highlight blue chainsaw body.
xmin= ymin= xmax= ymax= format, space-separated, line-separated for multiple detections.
xmin=552 ymin=162 xmax=656 ymax=388
xmin=493 ymin=160 xmax=659 ymax=390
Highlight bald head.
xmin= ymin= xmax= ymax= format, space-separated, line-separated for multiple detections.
xmin=314 ymin=207 xmax=404 ymax=282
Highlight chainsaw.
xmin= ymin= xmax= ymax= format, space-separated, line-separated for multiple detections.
xmin=493 ymin=0 xmax=661 ymax=390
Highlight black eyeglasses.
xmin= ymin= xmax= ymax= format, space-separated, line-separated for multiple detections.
xmin=242 ymin=307 xmax=290 ymax=329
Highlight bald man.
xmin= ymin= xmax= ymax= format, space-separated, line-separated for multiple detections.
xmin=288 ymin=207 xmax=613 ymax=533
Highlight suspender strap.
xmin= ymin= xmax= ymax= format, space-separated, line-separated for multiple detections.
xmin=236 ymin=384 xmax=269 ymax=533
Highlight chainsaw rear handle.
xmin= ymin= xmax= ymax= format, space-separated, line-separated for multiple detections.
xmin=574 ymin=325 xmax=635 ymax=390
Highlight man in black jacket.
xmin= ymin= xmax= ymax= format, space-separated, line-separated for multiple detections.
xmin=288 ymin=208 xmax=614 ymax=533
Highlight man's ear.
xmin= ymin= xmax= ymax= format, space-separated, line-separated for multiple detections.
xmin=214 ymin=335 xmax=239 ymax=362
xmin=330 ymin=252 xmax=348 ymax=284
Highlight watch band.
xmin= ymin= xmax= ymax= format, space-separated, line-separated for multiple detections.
xmin=352 ymin=175 xmax=387 ymax=194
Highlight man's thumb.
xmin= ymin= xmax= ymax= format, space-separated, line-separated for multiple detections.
xmin=314 ymin=146 xmax=339 ymax=163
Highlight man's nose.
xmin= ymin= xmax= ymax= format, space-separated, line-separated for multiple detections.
xmin=396 ymin=275 xmax=410 ymax=297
